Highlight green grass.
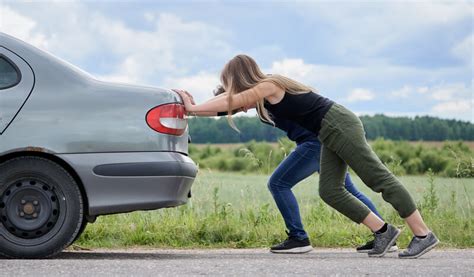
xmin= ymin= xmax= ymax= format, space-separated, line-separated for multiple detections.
xmin=76 ymin=172 xmax=473 ymax=249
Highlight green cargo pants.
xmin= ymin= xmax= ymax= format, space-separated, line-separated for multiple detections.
xmin=318 ymin=103 xmax=417 ymax=223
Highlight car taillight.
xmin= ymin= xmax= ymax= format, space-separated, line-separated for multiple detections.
xmin=146 ymin=103 xmax=187 ymax=136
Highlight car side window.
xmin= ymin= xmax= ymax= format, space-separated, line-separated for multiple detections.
xmin=0 ymin=56 xmax=21 ymax=90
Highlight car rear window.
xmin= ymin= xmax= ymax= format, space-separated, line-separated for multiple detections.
xmin=0 ymin=56 xmax=21 ymax=89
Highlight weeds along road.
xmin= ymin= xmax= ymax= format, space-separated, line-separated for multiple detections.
xmin=1 ymin=248 xmax=473 ymax=276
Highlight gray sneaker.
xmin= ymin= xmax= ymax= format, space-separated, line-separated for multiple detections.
xmin=399 ymin=232 xmax=439 ymax=259
xmin=356 ymin=239 xmax=399 ymax=253
xmin=368 ymin=224 xmax=401 ymax=257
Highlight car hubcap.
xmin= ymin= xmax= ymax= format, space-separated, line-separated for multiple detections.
xmin=0 ymin=179 xmax=60 ymax=239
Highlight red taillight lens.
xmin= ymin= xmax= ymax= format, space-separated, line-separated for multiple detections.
xmin=146 ymin=103 xmax=187 ymax=136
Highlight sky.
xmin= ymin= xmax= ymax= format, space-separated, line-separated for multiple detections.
xmin=1 ymin=0 xmax=473 ymax=122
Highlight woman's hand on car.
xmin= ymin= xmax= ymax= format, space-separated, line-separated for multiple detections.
xmin=173 ymin=89 xmax=195 ymax=111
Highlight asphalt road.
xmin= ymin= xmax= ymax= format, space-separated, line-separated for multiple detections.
xmin=1 ymin=248 xmax=473 ymax=276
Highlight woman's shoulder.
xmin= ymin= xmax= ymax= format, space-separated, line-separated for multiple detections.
xmin=256 ymin=81 xmax=284 ymax=94
xmin=257 ymin=82 xmax=285 ymax=104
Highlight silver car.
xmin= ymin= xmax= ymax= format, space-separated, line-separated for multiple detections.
xmin=0 ymin=32 xmax=198 ymax=258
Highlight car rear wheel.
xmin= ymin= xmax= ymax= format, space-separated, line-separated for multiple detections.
xmin=69 ymin=220 xmax=88 ymax=246
xmin=0 ymin=156 xmax=83 ymax=258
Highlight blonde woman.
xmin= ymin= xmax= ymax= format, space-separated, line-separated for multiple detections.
xmin=174 ymin=54 xmax=439 ymax=259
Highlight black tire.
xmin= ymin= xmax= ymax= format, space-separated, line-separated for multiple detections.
xmin=69 ymin=220 xmax=88 ymax=246
xmin=0 ymin=156 xmax=83 ymax=258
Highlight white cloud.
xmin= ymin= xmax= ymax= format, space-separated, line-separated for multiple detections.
xmin=269 ymin=59 xmax=315 ymax=81
xmin=144 ymin=12 xmax=155 ymax=23
xmin=429 ymin=83 xmax=473 ymax=121
xmin=390 ymin=83 xmax=471 ymax=101
xmin=268 ymin=58 xmax=363 ymax=90
xmin=452 ymin=33 xmax=473 ymax=64
xmin=407 ymin=2 xmax=473 ymax=24
xmin=0 ymin=5 xmax=48 ymax=49
xmin=1 ymin=2 xmax=107 ymax=61
xmin=432 ymin=100 xmax=471 ymax=114
xmin=382 ymin=82 xmax=473 ymax=121
xmin=162 ymin=71 xmax=219 ymax=103
xmin=417 ymin=87 xmax=429 ymax=94
xmin=429 ymin=83 xmax=468 ymax=101
xmin=347 ymin=88 xmax=375 ymax=102
xmin=390 ymin=85 xmax=413 ymax=98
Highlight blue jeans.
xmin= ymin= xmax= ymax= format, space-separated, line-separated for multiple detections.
xmin=268 ymin=139 xmax=383 ymax=239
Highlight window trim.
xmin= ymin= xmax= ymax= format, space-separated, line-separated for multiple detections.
xmin=0 ymin=54 xmax=22 ymax=90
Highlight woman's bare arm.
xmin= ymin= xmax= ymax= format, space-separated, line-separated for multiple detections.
xmin=178 ymin=82 xmax=281 ymax=113
xmin=184 ymin=92 xmax=232 ymax=116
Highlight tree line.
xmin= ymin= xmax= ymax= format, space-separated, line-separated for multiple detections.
xmin=188 ymin=114 xmax=473 ymax=143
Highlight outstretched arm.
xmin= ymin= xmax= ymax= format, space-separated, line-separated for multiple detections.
xmin=172 ymin=90 xmax=237 ymax=116
xmin=175 ymin=82 xmax=280 ymax=113
xmin=188 ymin=100 xmax=256 ymax=117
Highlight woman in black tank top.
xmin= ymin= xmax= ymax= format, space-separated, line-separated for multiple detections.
xmin=174 ymin=54 xmax=438 ymax=259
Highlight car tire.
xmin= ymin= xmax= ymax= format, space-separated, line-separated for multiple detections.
xmin=0 ymin=156 xmax=83 ymax=258
xmin=69 ymin=220 xmax=88 ymax=246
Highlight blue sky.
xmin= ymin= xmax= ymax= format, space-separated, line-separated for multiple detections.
xmin=1 ymin=0 xmax=472 ymax=121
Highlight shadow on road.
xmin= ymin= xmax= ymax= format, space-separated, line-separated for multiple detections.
xmin=52 ymin=250 xmax=379 ymax=260
xmin=57 ymin=251 xmax=193 ymax=260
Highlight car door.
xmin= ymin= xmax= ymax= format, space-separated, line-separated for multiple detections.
xmin=0 ymin=46 xmax=35 ymax=134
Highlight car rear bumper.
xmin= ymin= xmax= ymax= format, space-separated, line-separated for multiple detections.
xmin=57 ymin=152 xmax=198 ymax=216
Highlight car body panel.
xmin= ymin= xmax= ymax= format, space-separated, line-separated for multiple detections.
xmin=58 ymin=152 xmax=197 ymax=216
xmin=0 ymin=46 xmax=35 ymax=134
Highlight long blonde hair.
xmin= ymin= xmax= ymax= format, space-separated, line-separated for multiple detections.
xmin=220 ymin=54 xmax=313 ymax=130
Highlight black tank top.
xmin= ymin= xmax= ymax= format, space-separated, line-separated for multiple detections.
xmin=264 ymin=91 xmax=334 ymax=136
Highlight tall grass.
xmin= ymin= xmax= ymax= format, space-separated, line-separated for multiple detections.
xmin=76 ymin=172 xmax=473 ymax=249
